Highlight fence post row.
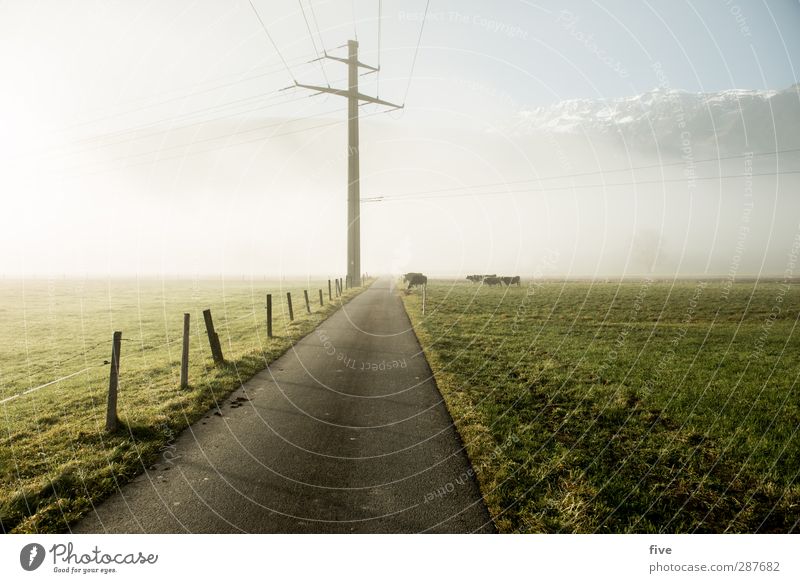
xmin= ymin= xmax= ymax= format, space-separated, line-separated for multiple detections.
xmin=266 ymin=293 xmax=273 ymax=338
xmin=102 ymin=277 xmax=359 ymax=423
xmin=202 ymin=308 xmax=225 ymax=364
xmin=180 ymin=313 xmax=190 ymax=389
xmin=105 ymin=330 xmax=122 ymax=433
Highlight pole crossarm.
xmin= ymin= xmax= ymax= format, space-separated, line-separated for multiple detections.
xmin=322 ymin=54 xmax=379 ymax=72
xmin=294 ymin=82 xmax=403 ymax=109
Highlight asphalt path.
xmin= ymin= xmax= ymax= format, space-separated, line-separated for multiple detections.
xmin=74 ymin=278 xmax=494 ymax=533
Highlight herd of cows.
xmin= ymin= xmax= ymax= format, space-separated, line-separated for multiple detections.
xmin=466 ymin=274 xmax=521 ymax=286
xmin=402 ymin=272 xmax=521 ymax=289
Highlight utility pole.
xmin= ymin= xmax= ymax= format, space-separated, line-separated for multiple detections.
xmin=295 ymin=40 xmax=401 ymax=287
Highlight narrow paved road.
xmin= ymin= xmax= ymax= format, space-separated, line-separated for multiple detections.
xmin=75 ymin=278 xmax=494 ymax=533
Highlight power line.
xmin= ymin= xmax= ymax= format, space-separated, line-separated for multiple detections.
xmin=31 ymin=91 xmax=321 ymax=162
xmin=308 ymin=0 xmax=328 ymax=55
xmin=377 ymin=0 xmax=382 ymax=97
xmin=248 ymin=0 xmax=296 ymax=83
xmin=402 ymin=0 xmax=430 ymax=105
xmin=37 ymin=79 xmax=315 ymax=154
xmin=59 ymin=106 xmax=399 ymax=178
xmin=361 ymin=147 xmax=800 ymax=202
xmin=53 ymin=54 xmax=318 ymax=134
xmin=58 ymin=106 xmax=348 ymax=175
xmin=14 ymin=86 xmax=305 ymax=162
xmin=363 ymin=169 xmax=800 ymax=203
xmin=44 ymin=82 xmax=351 ymax=162
xmin=298 ymin=0 xmax=331 ymax=86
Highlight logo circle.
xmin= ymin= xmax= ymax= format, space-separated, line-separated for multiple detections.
xmin=20 ymin=543 xmax=46 ymax=571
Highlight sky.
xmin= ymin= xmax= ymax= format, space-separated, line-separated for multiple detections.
xmin=0 ymin=0 xmax=799 ymax=277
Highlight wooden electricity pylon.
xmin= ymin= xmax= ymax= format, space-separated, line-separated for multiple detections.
xmin=294 ymin=40 xmax=401 ymax=287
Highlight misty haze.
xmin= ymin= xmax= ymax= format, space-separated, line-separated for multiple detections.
xmin=1 ymin=0 xmax=799 ymax=545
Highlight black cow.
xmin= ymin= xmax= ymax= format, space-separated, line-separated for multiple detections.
xmin=403 ymin=272 xmax=423 ymax=283
xmin=501 ymin=276 xmax=521 ymax=286
xmin=407 ymin=273 xmax=428 ymax=289
xmin=483 ymin=276 xmax=502 ymax=286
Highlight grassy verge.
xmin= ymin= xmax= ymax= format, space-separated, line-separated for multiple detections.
xmin=0 ymin=277 xmax=370 ymax=533
xmin=402 ymin=280 xmax=799 ymax=533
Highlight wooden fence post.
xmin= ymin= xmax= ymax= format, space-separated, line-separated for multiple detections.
xmin=105 ymin=331 xmax=122 ymax=432
xmin=266 ymin=293 xmax=273 ymax=338
xmin=287 ymin=292 xmax=294 ymax=321
xmin=319 ymin=289 xmax=324 ymax=306
xmin=328 ymin=279 xmax=332 ymax=301
xmin=202 ymin=309 xmax=224 ymax=364
xmin=422 ymin=284 xmax=427 ymax=315
xmin=180 ymin=313 xmax=190 ymax=389
xmin=303 ymin=290 xmax=311 ymax=314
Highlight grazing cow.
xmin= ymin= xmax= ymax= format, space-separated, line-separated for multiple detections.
xmin=407 ymin=273 xmax=428 ymax=289
xmin=467 ymin=274 xmax=498 ymax=283
xmin=403 ymin=272 xmax=423 ymax=283
xmin=500 ymin=276 xmax=521 ymax=287
xmin=482 ymin=276 xmax=502 ymax=286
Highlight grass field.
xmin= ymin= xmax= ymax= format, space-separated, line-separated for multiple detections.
xmin=402 ymin=279 xmax=800 ymax=533
xmin=0 ymin=276 xmax=365 ymax=533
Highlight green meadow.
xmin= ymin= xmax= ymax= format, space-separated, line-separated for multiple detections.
xmin=0 ymin=276 xmax=364 ymax=533
xmin=402 ymin=279 xmax=799 ymax=533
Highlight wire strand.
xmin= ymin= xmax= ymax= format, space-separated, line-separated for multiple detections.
xmin=298 ymin=0 xmax=331 ymax=86
xmin=59 ymin=106 xmax=399 ymax=179
xmin=40 ymin=92 xmax=322 ymax=162
xmin=308 ymin=0 xmax=328 ymax=55
xmin=58 ymin=105 xmax=348 ymax=176
xmin=402 ymin=0 xmax=430 ymax=105
xmin=248 ymin=0 xmax=296 ymax=83
xmin=364 ymin=168 xmax=800 ymax=203
xmin=1 ymin=366 xmax=102 ymax=406
xmin=44 ymin=83 xmax=350 ymax=163
xmin=377 ymin=0 xmax=382 ymax=97
xmin=52 ymin=55 xmax=316 ymax=134
xmin=362 ymin=147 xmax=800 ymax=202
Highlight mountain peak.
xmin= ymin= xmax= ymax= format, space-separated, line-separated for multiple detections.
xmin=514 ymin=85 xmax=799 ymax=154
